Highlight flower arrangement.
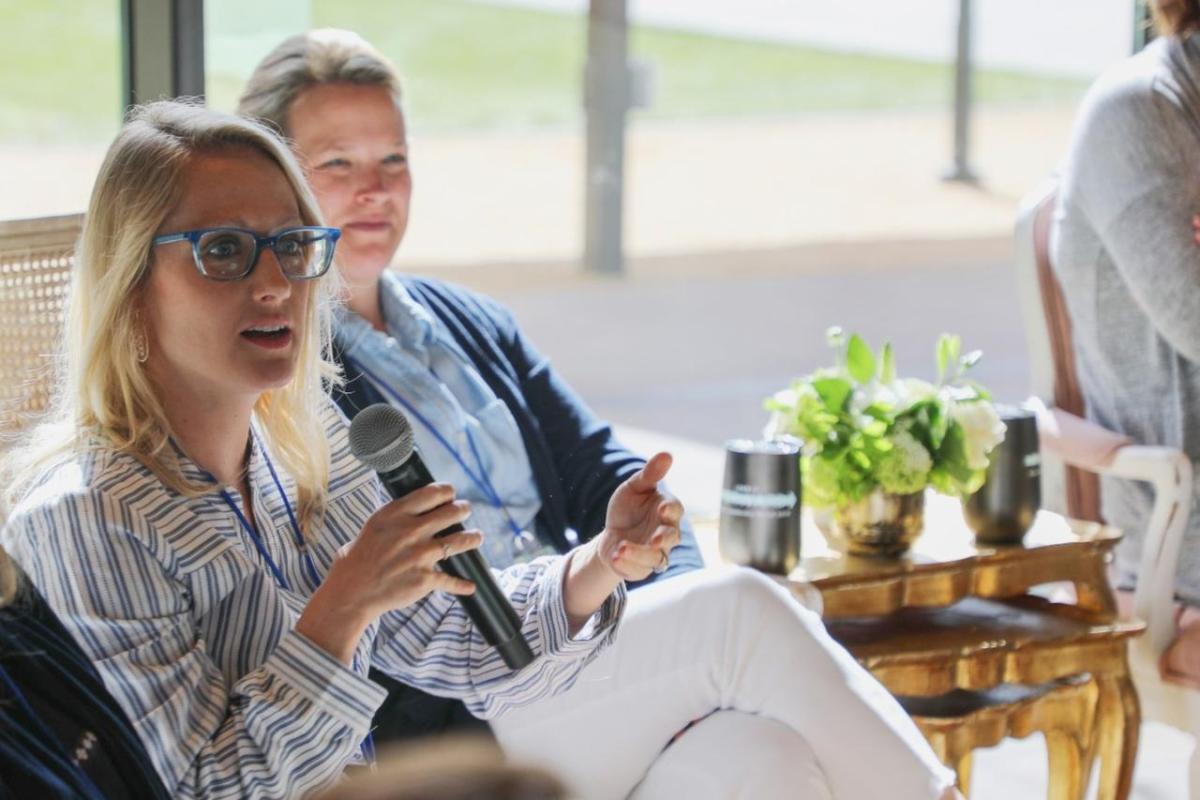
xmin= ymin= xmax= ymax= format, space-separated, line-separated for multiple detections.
xmin=765 ymin=329 xmax=1006 ymax=511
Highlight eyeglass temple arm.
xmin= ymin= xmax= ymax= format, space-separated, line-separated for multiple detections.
xmin=152 ymin=233 xmax=191 ymax=246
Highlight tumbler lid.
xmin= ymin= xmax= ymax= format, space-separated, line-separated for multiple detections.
xmin=725 ymin=437 xmax=801 ymax=456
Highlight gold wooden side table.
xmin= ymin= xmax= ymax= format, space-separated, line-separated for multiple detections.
xmin=901 ymin=676 xmax=1099 ymax=800
xmin=694 ymin=491 xmax=1144 ymax=799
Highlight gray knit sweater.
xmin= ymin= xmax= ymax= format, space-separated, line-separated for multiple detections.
xmin=1052 ymin=34 xmax=1200 ymax=605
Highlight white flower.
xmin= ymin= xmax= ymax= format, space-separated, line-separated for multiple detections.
xmin=893 ymin=378 xmax=937 ymax=411
xmin=771 ymin=387 xmax=799 ymax=407
xmin=951 ymin=401 xmax=1006 ymax=470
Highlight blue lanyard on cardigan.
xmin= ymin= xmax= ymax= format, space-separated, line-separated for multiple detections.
xmin=0 ymin=663 xmax=105 ymax=798
xmin=344 ymin=354 xmax=538 ymax=555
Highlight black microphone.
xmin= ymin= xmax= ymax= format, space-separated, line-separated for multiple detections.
xmin=348 ymin=403 xmax=535 ymax=671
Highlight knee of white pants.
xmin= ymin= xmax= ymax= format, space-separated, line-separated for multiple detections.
xmin=688 ymin=566 xmax=822 ymax=636
xmin=629 ymin=710 xmax=832 ymax=800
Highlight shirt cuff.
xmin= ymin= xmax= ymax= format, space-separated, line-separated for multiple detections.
xmin=534 ymin=553 xmax=626 ymax=662
xmin=267 ymin=629 xmax=388 ymax=734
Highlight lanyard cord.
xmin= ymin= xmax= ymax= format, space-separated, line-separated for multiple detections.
xmin=0 ymin=663 xmax=105 ymax=797
xmin=175 ymin=436 xmax=376 ymax=763
xmin=257 ymin=431 xmax=323 ymax=590
xmin=214 ymin=438 xmax=376 ymax=764
xmin=345 ymin=354 xmax=528 ymax=545
xmin=216 ymin=432 xmax=319 ymax=592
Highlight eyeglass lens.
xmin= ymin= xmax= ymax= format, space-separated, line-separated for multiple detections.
xmin=196 ymin=230 xmax=331 ymax=279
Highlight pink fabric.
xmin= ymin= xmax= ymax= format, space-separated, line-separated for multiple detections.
xmin=1035 ymin=406 xmax=1132 ymax=471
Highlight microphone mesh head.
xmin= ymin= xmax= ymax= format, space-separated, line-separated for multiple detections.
xmin=348 ymin=404 xmax=415 ymax=473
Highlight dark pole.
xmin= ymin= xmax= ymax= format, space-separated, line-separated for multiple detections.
xmin=121 ymin=0 xmax=205 ymax=110
xmin=943 ymin=0 xmax=978 ymax=184
xmin=583 ymin=0 xmax=629 ymax=275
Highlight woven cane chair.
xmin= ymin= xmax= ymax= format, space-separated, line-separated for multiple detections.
xmin=0 ymin=214 xmax=81 ymax=457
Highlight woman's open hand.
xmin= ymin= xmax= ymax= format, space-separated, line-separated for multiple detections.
xmin=561 ymin=453 xmax=685 ymax=631
xmin=297 ymin=483 xmax=483 ymax=664
xmin=597 ymin=452 xmax=684 ymax=582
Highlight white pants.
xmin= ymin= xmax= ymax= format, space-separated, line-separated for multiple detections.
xmin=491 ymin=566 xmax=954 ymax=800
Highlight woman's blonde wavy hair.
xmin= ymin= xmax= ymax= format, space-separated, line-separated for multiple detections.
xmin=3 ymin=101 xmax=339 ymax=538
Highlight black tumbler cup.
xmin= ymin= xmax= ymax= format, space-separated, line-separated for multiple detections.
xmin=962 ymin=404 xmax=1041 ymax=544
xmin=719 ymin=438 xmax=802 ymax=574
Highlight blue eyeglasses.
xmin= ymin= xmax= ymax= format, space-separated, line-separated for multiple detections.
xmin=152 ymin=226 xmax=341 ymax=282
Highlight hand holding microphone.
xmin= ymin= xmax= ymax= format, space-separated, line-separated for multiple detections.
xmin=347 ymin=404 xmax=536 ymax=670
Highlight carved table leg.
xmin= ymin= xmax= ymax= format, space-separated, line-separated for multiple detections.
xmin=1045 ymin=730 xmax=1087 ymax=800
xmin=1095 ymin=662 xmax=1140 ymax=800
xmin=954 ymin=751 xmax=973 ymax=799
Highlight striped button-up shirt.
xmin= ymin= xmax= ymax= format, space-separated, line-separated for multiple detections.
xmin=2 ymin=401 xmax=624 ymax=799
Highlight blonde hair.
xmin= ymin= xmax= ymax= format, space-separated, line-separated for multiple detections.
xmin=238 ymin=28 xmax=403 ymax=137
xmin=3 ymin=100 xmax=339 ymax=537
xmin=1152 ymin=0 xmax=1200 ymax=36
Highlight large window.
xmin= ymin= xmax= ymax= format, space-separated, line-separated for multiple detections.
xmin=97 ymin=0 xmax=1141 ymax=444
xmin=0 ymin=0 xmax=122 ymax=218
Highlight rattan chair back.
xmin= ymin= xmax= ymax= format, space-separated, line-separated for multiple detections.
xmin=0 ymin=214 xmax=81 ymax=452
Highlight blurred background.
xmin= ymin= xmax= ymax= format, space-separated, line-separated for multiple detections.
xmin=1 ymin=0 xmax=1131 ymax=448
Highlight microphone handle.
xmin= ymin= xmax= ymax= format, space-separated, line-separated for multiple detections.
xmin=378 ymin=456 xmax=535 ymax=671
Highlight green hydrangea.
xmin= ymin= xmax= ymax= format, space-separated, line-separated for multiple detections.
xmin=875 ymin=429 xmax=932 ymax=495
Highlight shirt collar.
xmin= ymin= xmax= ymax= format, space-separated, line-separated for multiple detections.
xmin=335 ymin=272 xmax=439 ymax=357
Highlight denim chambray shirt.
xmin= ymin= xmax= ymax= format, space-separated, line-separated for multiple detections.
xmin=334 ymin=272 xmax=551 ymax=566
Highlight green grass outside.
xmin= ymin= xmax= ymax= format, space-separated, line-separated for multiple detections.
xmin=0 ymin=0 xmax=124 ymax=144
xmin=0 ymin=0 xmax=1089 ymax=145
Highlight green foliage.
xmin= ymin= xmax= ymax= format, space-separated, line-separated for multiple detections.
xmin=765 ymin=331 xmax=1004 ymax=509
xmin=879 ymin=342 xmax=896 ymax=384
xmin=846 ymin=334 xmax=876 ymax=384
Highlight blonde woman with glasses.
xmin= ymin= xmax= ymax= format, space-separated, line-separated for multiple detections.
xmin=0 ymin=101 xmax=655 ymax=798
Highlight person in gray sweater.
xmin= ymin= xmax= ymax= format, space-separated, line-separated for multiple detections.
xmin=1052 ymin=0 xmax=1200 ymax=679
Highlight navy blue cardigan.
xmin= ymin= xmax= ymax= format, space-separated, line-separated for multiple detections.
xmin=331 ymin=275 xmax=703 ymax=575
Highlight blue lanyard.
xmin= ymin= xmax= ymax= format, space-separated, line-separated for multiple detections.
xmin=216 ymin=432 xmax=320 ymax=592
xmin=0 ymin=663 xmax=105 ymax=798
xmin=212 ymin=434 xmax=377 ymax=764
xmin=345 ymin=354 xmax=534 ymax=552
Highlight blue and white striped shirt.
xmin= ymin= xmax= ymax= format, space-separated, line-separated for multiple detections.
xmin=1 ymin=401 xmax=624 ymax=799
